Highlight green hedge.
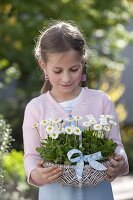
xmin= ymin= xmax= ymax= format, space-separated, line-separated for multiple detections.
xmin=0 ymin=115 xmax=12 ymax=194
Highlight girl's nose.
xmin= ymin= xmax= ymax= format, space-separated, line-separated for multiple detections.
xmin=62 ymin=72 xmax=71 ymax=83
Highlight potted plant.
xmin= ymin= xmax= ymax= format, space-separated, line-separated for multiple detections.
xmin=34 ymin=114 xmax=117 ymax=187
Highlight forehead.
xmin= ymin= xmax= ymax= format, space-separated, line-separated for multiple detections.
xmin=46 ymin=49 xmax=81 ymax=68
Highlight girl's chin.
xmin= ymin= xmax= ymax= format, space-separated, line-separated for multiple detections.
xmin=59 ymin=85 xmax=81 ymax=94
xmin=52 ymin=84 xmax=80 ymax=93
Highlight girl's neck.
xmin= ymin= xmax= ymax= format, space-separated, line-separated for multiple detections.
xmin=50 ymin=86 xmax=82 ymax=103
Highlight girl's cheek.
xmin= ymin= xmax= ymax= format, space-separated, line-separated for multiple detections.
xmin=50 ymin=75 xmax=59 ymax=83
xmin=76 ymin=72 xmax=82 ymax=80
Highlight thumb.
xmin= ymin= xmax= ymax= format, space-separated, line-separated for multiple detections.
xmin=37 ymin=159 xmax=44 ymax=167
xmin=114 ymin=154 xmax=123 ymax=161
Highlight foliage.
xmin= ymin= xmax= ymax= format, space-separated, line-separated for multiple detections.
xmin=35 ymin=115 xmax=117 ymax=165
xmin=37 ymin=132 xmax=117 ymax=165
xmin=1 ymin=149 xmax=38 ymax=200
xmin=0 ymin=115 xmax=12 ymax=194
xmin=1 ymin=150 xmax=35 ymax=200
xmin=2 ymin=150 xmax=25 ymax=183
xmin=0 ymin=115 xmax=12 ymax=157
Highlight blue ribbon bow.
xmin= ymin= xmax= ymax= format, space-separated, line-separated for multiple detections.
xmin=67 ymin=149 xmax=107 ymax=180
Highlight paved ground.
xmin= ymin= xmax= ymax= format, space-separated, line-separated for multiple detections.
xmin=112 ymin=174 xmax=133 ymax=200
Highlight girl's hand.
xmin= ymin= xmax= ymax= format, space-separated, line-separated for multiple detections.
xmin=106 ymin=154 xmax=126 ymax=182
xmin=30 ymin=160 xmax=63 ymax=186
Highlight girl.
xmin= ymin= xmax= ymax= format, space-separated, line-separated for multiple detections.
xmin=23 ymin=21 xmax=129 ymax=200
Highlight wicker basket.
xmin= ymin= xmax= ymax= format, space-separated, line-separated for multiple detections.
xmin=43 ymin=162 xmax=107 ymax=188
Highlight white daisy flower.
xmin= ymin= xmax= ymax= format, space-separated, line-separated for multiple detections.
xmin=66 ymin=117 xmax=74 ymax=122
xmin=109 ymin=120 xmax=117 ymax=126
xmin=99 ymin=117 xmax=107 ymax=121
xmin=45 ymin=125 xmax=54 ymax=134
xmin=93 ymin=124 xmax=102 ymax=131
xmin=65 ymin=126 xmax=74 ymax=135
xmin=33 ymin=123 xmax=39 ymax=128
xmin=50 ymin=132 xmax=59 ymax=139
xmin=40 ymin=119 xmax=49 ymax=126
xmin=53 ymin=118 xmax=62 ymax=124
xmin=100 ymin=120 xmax=108 ymax=126
xmin=83 ymin=121 xmax=91 ymax=127
xmin=106 ymin=115 xmax=113 ymax=119
xmin=47 ymin=118 xmax=52 ymax=122
xmin=73 ymin=127 xmax=82 ymax=135
xmin=73 ymin=116 xmax=82 ymax=121
xmin=100 ymin=114 xmax=106 ymax=118
xmin=99 ymin=115 xmax=107 ymax=120
xmin=57 ymin=127 xmax=65 ymax=134
xmin=103 ymin=125 xmax=110 ymax=132
xmin=89 ymin=119 xmax=97 ymax=125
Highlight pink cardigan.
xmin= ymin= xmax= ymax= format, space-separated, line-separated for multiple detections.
xmin=22 ymin=87 xmax=129 ymax=185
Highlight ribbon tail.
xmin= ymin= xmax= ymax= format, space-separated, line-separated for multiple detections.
xmin=90 ymin=160 xmax=107 ymax=171
xmin=76 ymin=159 xmax=84 ymax=180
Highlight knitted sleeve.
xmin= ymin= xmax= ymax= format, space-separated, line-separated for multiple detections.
xmin=22 ymin=101 xmax=41 ymax=186
xmin=103 ymin=92 xmax=129 ymax=175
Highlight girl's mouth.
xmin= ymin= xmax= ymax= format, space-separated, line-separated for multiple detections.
xmin=61 ymin=84 xmax=73 ymax=87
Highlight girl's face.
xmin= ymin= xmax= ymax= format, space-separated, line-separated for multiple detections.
xmin=41 ymin=49 xmax=84 ymax=101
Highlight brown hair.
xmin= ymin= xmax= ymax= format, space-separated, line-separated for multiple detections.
xmin=34 ymin=21 xmax=88 ymax=94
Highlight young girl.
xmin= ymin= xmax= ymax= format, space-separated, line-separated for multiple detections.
xmin=23 ymin=21 xmax=129 ymax=200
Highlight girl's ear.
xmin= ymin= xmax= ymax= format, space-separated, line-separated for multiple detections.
xmin=38 ymin=60 xmax=47 ymax=73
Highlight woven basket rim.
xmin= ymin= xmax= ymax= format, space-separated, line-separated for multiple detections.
xmin=43 ymin=161 xmax=107 ymax=170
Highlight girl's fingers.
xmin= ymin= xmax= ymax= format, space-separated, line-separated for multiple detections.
xmin=37 ymin=161 xmax=59 ymax=172
xmin=107 ymin=166 xmax=114 ymax=173
xmin=106 ymin=155 xmax=126 ymax=182
xmin=47 ymin=170 xmax=62 ymax=183
xmin=109 ymin=158 xmax=118 ymax=167
xmin=46 ymin=166 xmax=62 ymax=173
xmin=37 ymin=159 xmax=44 ymax=167
xmin=44 ymin=167 xmax=62 ymax=179
xmin=114 ymin=154 xmax=123 ymax=161
xmin=42 ymin=166 xmax=59 ymax=173
xmin=107 ymin=171 xmax=117 ymax=177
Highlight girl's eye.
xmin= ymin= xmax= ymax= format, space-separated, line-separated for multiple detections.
xmin=70 ymin=68 xmax=79 ymax=72
xmin=54 ymin=71 xmax=62 ymax=74
xmin=53 ymin=66 xmax=80 ymax=74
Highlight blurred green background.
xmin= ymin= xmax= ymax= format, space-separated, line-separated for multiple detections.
xmin=0 ymin=0 xmax=133 ymax=199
